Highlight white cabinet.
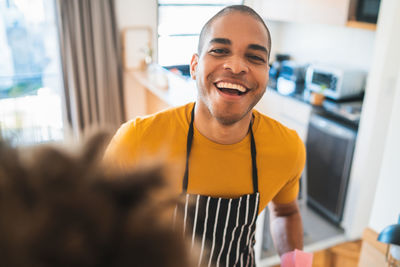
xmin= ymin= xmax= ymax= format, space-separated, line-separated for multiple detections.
xmin=256 ymin=88 xmax=282 ymax=121
xmin=255 ymin=89 xmax=312 ymax=142
xmin=254 ymin=0 xmax=351 ymax=26
xmin=259 ymin=0 xmax=297 ymax=22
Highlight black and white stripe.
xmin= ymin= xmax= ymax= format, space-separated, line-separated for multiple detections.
xmin=178 ymin=192 xmax=260 ymax=267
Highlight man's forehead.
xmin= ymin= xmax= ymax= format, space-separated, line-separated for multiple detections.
xmin=204 ymin=12 xmax=269 ymax=45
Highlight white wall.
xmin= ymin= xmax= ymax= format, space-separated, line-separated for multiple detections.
xmin=368 ymin=66 xmax=400 ymax=232
xmin=366 ymin=0 xmax=400 ymax=232
xmin=342 ymin=0 xmax=400 ymax=238
xmin=115 ymin=0 xmax=157 ymax=29
xmin=115 ymin=0 xmax=158 ymax=60
xmin=114 ymin=0 xmax=158 ymax=119
xmin=266 ymin=21 xmax=375 ymax=72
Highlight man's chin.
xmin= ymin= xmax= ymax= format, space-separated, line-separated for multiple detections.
xmin=214 ymin=112 xmax=249 ymax=126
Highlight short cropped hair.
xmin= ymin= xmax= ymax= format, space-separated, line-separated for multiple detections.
xmin=0 ymin=134 xmax=196 ymax=267
xmin=198 ymin=5 xmax=272 ymax=60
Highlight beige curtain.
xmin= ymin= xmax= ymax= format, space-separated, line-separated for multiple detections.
xmin=56 ymin=0 xmax=125 ymax=139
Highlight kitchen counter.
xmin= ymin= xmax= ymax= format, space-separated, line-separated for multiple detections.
xmin=268 ymin=87 xmax=309 ymax=103
xmin=267 ymin=87 xmax=363 ymax=128
xmin=128 ymin=64 xmax=196 ymax=108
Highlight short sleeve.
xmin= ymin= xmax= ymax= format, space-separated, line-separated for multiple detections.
xmin=272 ymin=135 xmax=306 ymax=204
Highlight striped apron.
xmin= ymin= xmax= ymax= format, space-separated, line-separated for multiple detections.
xmin=180 ymin=105 xmax=260 ymax=267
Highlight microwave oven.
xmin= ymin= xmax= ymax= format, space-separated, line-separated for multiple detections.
xmin=305 ymin=64 xmax=366 ymax=100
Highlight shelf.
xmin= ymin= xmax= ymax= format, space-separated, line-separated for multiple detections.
xmin=346 ymin=20 xmax=377 ymax=31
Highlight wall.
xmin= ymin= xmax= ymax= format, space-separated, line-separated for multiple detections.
xmin=368 ymin=67 xmax=400 ymax=232
xmin=115 ymin=0 xmax=157 ymax=59
xmin=266 ymin=21 xmax=375 ymax=72
xmin=114 ymin=0 xmax=158 ymax=119
xmin=366 ymin=0 xmax=400 ymax=232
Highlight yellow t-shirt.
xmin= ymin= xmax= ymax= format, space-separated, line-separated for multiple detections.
xmin=104 ymin=102 xmax=305 ymax=213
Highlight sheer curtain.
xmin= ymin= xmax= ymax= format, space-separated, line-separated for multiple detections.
xmin=56 ymin=0 xmax=125 ymax=139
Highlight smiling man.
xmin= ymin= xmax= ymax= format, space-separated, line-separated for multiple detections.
xmin=105 ymin=5 xmax=305 ymax=267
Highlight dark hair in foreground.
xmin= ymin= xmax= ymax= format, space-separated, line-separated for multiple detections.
xmin=0 ymin=134 xmax=195 ymax=267
xmin=198 ymin=5 xmax=272 ymax=60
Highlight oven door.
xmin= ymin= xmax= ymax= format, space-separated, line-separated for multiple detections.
xmin=306 ymin=112 xmax=357 ymax=225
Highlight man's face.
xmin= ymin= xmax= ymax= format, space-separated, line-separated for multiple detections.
xmin=190 ymin=12 xmax=270 ymax=125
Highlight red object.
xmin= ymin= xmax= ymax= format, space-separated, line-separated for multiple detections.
xmin=281 ymin=249 xmax=313 ymax=267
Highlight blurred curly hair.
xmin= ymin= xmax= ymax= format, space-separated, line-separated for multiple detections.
xmin=0 ymin=133 xmax=197 ymax=267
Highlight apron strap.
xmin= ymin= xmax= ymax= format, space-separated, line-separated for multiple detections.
xmin=249 ymin=123 xmax=259 ymax=193
xmin=182 ymin=103 xmax=259 ymax=193
xmin=182 ymin=104 xmax=195 ymax=191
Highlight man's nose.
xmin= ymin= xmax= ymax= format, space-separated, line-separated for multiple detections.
xmin=223 ymin=56 xmax=249 ymax=74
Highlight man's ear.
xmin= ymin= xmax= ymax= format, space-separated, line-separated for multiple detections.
xmin=190 ymin=53 xmax=199 ymax=80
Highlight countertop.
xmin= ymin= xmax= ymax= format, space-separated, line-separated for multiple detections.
xmin=268 ymin=87 xmax=363 ymax=128
xmin=128 ymin=64 xmax=196 ymax=107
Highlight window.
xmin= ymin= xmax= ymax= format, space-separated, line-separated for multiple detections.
xmin=0 ymin=0 xmax=64 ymax=145
xmin=157 ymin=0 xmax=243 ymax=69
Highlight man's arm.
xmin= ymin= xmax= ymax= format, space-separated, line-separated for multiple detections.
xmin=268 ymin=199 xmax=303 ymax=256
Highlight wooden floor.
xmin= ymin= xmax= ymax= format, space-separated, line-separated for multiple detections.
xmin=312 ymin=240 xmax=362 ymax=267
xmin=271 ymin=240 xmax=362 ymax=267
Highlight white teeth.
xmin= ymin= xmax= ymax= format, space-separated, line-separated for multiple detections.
xmin=216 ymin=82 xmax=247 ymax=92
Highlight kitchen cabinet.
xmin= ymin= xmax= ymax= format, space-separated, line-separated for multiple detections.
xmin=255 ymin=0 xmax=350 ymax=26
xmin=252 ymin=0 xmax=376 ymax=30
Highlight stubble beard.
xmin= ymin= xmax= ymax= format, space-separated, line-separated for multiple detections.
xmin=213 ymin=104 xmax=253 ymax=126
xmin=198 ymin=88 xmax=262 ymax=126
xmin=196 ymin=72 xmax=266 ymax=126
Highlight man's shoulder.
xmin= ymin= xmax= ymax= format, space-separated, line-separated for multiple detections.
xmin=253 ymin=109 xmax=304 ymax=149
xmin=105 ymin=103 xmax=193 ymax=162
xmin=126 ymin=102 xmax=193 ymax=132
xmin=254 ymin=109 xmax=298 ymax=136
xmin=253 ymin=109 xmax=306 ymax=174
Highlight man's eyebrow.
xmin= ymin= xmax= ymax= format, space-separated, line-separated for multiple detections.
xmin=248 ymin=44 xmax=269 ymax=55
xmin=209 ymin=38 xmax=231 ymax=45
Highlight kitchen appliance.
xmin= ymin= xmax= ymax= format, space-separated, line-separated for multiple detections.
xmin=305 ymin=64 xmax=366 ymax=100
xmin=306 ymin=111 xmax=357 ymax=225
xmin=164 ymin=64 xmax=190 ymax=78
xmin=268 ymin=54 xmax=290 ymax=89
xmin=356 ymin=0 xmax=381 ymax=23
xmin=276 ymin=61 xmax=306 ymax=96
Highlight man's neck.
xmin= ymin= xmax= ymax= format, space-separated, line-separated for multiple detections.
xmin=194 ymin=104 xmax=252 ymax=145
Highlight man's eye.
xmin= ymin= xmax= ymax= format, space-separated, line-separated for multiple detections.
xmin=210 ymin=48 xmax=228 ymax=55
xmin=248 ymin=55 xmax=266 ymax=63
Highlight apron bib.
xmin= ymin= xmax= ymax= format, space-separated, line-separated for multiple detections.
xmin=179 ymin=104 xmax=260 ymax=267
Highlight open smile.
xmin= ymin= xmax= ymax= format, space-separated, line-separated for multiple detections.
xmin=214 ymin=81 xmax=250 ymax=96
